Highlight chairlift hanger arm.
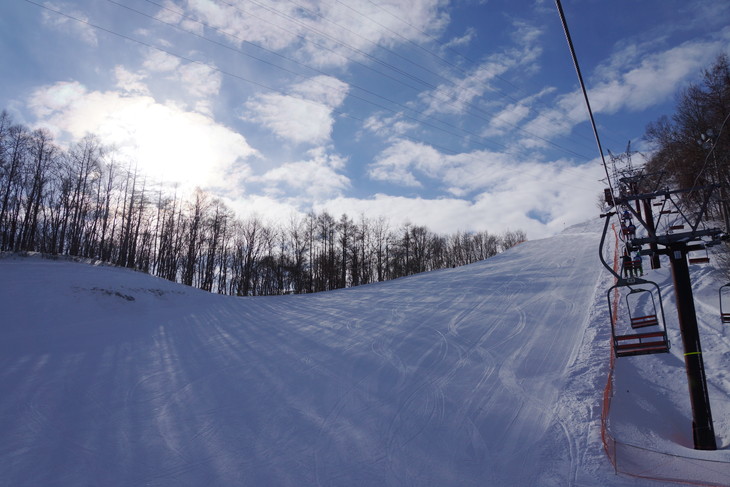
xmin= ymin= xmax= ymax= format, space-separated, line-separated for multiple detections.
xmin=599 ymin=212 xmax=622 ymax=281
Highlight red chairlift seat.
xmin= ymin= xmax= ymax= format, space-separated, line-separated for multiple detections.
xmin=689 ymin=246 xmax=710 ymax=265
xmin=626 ymin=288 xmax=658 ymax=329
xmin=630 ymin=314 xmax=659 ymax=328
xmin=614 ymin=331 xmax=670 ymax=357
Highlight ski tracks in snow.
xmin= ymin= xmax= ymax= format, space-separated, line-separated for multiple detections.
xmin=2 ymin=228 xmax=631 ymax=487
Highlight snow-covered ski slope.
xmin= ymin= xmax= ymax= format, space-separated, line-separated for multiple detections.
xmin=1 ymin=220 xmax=729 ymax=486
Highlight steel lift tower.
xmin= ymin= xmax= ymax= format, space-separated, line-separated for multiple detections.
xmin=605 ymin=183 xmax=726 ymax=450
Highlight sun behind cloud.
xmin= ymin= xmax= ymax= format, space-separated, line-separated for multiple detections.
xmin=28 ymin=81 xmax=258 ymax=193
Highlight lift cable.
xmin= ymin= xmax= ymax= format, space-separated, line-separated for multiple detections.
xmin=554 ymin=0 xmax=616 ymax=201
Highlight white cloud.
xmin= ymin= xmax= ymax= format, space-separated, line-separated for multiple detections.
xmin=420 ymin=61 xmax=509 ymax=116
xmin=244 ymin=76 xmax=349 ymax=145
xmin=114 ymin=66 xmax=150 ymax=95
xmin=174 ymin=0 xmax=448 ymax=68
xmin=178 ymin=63 xmax=222 ymax=115
xmin=142 ymin=50 xmax=181 ymax=73
xmin=370 ymin=139 xmax=532 ymax=196
xmin=524 ymin=36 xmax=730 ymax=140
xmin=482 ymin=86 xmax=556 ymax=137
xmin=291 ymin=76 xmax=349 ymax=107
xmin=154 ymin=0 xmax=204 ymax=35
xmin=296 ymin=0 xmax=449 ymax=67
xmin=179 ymin=0 xmax=300 ymax=51
xmin=362 ymin=113 xmax=418 ymax=139
xmin=228 ymin=149 xmax=604 ymax=238
xmin=28 ymin=82 xmax=258 ymax=193
xmin=363 ymin=139 xmax=605 ymax=237
xmin=483 ymin=103 xmax=531 ymax=137
xmin=368 ymin=140 xmax=439 ymax=187
xmin=256 ymin=148 xmax=350 ymax=201
xmin=244 ymin=94 xmax=333 ymax=145
xmin=510 ymin=20 xmax=542 ymax=51
xmin=41 ymin=2 xmax=98 ymax=46
xmin=138 ymin=49 xmax=221 ymax=115
xmin=28 ymin=80 xmax=87 ymax=118
xmin=179 ymin=63 xmax=221 ymax=99
xmin=442 ymin=27 xmax=477 ymax=50
xmin=419 ymin=20 xmax=544 ymax=116
xmin=221 ymin=194 xmax=307 ymax=227
xmin=316 ymin=171 xmax=603 ymax=239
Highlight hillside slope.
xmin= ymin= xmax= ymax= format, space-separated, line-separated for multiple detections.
xmin=0 ymin=222 xmax=728 ymax=486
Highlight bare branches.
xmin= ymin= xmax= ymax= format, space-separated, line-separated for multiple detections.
xmin=0 ymin=109 xmax=527 ymax=295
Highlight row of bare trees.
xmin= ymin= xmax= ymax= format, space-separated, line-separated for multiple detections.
xmin=0 ymin=110 xmax=526 ymax=295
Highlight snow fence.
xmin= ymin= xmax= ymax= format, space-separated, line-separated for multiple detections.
xmin=601 ymin=223 xmax=730 ymax=487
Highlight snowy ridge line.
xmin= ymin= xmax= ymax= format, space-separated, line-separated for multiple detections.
xmin=601 ymin=221 xmax=730 ymax=487
xmin=1 ymin=250 xmax=120 ymax=269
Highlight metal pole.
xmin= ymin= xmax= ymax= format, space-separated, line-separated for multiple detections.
xmin=641 ymin=199 xmax=661 ymax=270
xmin=669 ymin=245 xmax=717 ymax=450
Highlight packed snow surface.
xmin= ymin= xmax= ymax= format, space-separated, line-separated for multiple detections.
xmin=1 ymin=220 xmax=729 ymax=486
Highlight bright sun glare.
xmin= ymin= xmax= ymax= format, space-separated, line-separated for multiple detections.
xmin=92 ymin=96 xmax=254 ymax=192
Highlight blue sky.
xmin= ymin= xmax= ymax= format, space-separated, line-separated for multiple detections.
xmin=2 ymin=0 xmax=729 ymax=238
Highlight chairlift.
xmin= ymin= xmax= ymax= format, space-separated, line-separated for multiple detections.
xmin=620 ymin=223 xmax=637 ymax=239
xmin=688 ymin=246 xmax=710 ymax=265
xmin=608 ymin=279 xmax=670 ymax=357
xmin=720 ymin=283 xmax=730 ymax=324
xmin=620 ymin=254 xmax=639 ymax=277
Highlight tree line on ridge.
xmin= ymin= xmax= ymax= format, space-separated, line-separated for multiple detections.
xmin=0 ymin=112 xmax=526 ymax=295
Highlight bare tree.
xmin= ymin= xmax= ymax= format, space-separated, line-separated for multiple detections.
xmin=501 ymin=230 xmax=527 ymax=251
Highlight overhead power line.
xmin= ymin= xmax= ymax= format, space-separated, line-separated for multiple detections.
xmin=28 ymin=0 xmax=538 ymax=160
xmin=25 ymin=0 xmax=605 ymax=175
xmin=209 ymin=0 xmax=593 ymax=158
xmin=128 ymin=0 xmax=516 ymax=154
xmin=24 ymin=0 xmax=497 ymax=155
xmin=32 ymin=0 xmax=593 ymax=161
